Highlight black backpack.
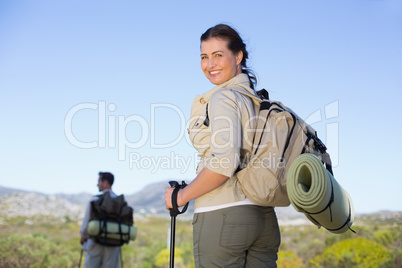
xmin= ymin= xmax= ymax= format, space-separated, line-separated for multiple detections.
xmin=89 ymin=191 xmax=134 ymax=246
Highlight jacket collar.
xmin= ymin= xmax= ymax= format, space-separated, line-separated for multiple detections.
xmin=200 ymin=73 xmax=253 ymax=103
xmin=191 ymin=74 xmax=260 ymax=118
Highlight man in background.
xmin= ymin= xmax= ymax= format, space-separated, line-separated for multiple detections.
xmin=80 ymin=172 xmax=120 ymax=268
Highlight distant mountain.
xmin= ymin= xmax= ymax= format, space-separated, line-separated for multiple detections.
xmin=0 ymin=186 xmax=38 ymax=196
xmin=0 ymin=192 xmax=84 ymax=220
xmin=0 ymin=182 xmax=185 ymax=220
xmin=125 ymin=181 xmax=170 ymax=214
xmin=125 ymin=181 xmax=195 ymax=215
xmin=357 ymin=210 xmax=402 ymax=225
xmin=1 ymin=184 xmax=401 ymax=226
xmin=54 ymin=192 xmax=93 ymax=206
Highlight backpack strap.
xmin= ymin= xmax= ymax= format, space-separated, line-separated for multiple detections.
xmin=303 ymin=131 xmax=333 ymax=175
xmin=256 ymin=88 xmax=269 ymax=100
xmin=321 ymin=152 xmax=333 ymax=175
xmin=203 ymin=103 xmax=210 ymax=127
xmin=203 ymin=87 xmax=265 ymax=128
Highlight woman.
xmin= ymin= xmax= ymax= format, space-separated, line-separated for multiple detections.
xmin=164 ymin=24 xmax=280 ymax=267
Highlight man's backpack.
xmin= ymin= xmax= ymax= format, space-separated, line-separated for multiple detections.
xmin=89 ymin=191 xmax=134 ymax=246
xmin=233 ymin=88 xmax=333 ymax=207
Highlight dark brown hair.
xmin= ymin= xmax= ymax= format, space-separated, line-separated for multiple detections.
xmin=99 ymin=171 xmax=114 ymax=186
xmin=201 ymin=24 xmax=257 ymax=90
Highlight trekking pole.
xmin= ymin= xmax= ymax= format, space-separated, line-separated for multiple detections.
xmin=168 ymin=181 xmax=189 ymax=268
xmin=78 ymin=248 xmax=83 ymax=268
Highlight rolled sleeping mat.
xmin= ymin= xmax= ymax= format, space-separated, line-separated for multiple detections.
xmin=286 ymin=153 xmax=354 ymax=234
xmin=87 ymin=220 xmax=137 ymax=241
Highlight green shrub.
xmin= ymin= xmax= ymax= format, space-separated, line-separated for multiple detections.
xmin=277 ymin=250 xmax=304 ymax=268
xmin=155 ymin=248 xmax=183 ymax=268
xmin=0 ymin=233 xmax=78 ymax=268
xmin=309 ymin=237 xmax=392 ymax=268
xmin=373 ymin=229 xmax=395 ymax=247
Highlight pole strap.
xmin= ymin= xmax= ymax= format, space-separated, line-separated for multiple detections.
xmin=169 ymin=181 xmax=189 ymax=217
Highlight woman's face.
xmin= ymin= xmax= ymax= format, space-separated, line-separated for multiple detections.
xmin=201 ymin=37 xmax=243 ymax=85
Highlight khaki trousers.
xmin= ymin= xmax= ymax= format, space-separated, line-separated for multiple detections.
xmin=192 ymin=205 xmax=280 ymax=268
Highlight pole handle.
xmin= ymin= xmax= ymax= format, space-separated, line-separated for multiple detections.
xmin=169 ymin=181 xmax=189 ymax=217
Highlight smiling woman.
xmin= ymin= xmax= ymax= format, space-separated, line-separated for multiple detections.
xmin=164 ymin=24 xmax=280 ymax=268
xmin=200 ymin=38 xmax=242 ymax=85
xmin=200 ymin=24 xmax=257 ymax=89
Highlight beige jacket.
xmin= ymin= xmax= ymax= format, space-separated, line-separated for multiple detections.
xmin=189 ymin=74 xmax=261 ymax=210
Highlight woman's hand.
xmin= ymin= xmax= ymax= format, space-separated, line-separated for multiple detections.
xmin=164 ymin=187 xmax=174 ymax=210
xmin=163 ymin=168 xmax=229 ymax=211
xmin=164 ymin=187 xmax=186 ymax=210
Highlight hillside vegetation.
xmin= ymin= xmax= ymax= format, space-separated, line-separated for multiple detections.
xmin=1 ymin=188 xmax=401 ymax=267
xmin=0 ymin=213 xmax=401 ymax=268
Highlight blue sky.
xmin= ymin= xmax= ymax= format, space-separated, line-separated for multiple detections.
xmin=1 ymin=0 xmax=401 ymax=213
